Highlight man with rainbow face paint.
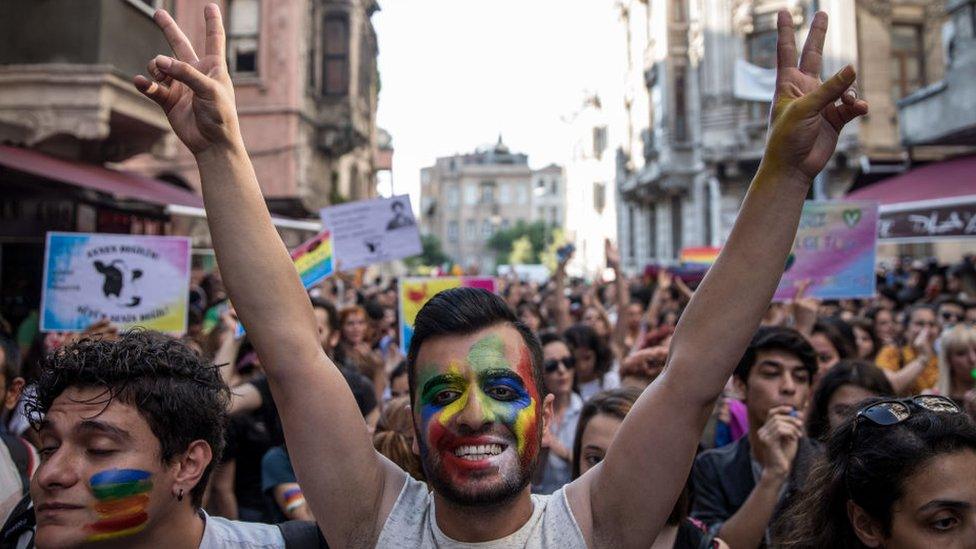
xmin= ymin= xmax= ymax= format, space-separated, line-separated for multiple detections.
xmin=0 ymin=331 xmax=285 ymax=548
xmin=135 ymin=4 xmax=868 ymax=546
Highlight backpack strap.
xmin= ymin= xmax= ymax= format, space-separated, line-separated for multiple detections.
xmin=275 ymin=520 xmax=329 ymax=549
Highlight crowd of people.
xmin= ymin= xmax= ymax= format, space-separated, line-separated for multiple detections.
xmin=0 ymin=5 xmax=973 ymax=548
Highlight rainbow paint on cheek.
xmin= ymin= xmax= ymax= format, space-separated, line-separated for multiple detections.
xmin=86 ymin=469 xmax=152 ymax=542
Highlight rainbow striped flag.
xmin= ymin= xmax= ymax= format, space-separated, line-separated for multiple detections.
xmin=291 ymin=229 xmax=334 ymax=289
xmin=679 ymin=246 xmax=721 ymax=267
xmin=399 ymin=277 xmax=496 ymax=351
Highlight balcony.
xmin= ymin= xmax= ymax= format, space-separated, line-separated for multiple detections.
xmin=0 ymin=0 xmax=171 ymax=161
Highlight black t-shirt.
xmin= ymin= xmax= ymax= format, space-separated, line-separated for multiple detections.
xmin=224 ymin=412 xmax=273 ymax=518
xmin=249 ymin=375 xmax=285 ymax=448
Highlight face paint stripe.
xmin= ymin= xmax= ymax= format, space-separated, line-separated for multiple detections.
xmin=92 ymin=480 xmax=153 ymax=500
xmin=87 ymin=512 xmax=149 ymax=533
xmin=93 ymin=494 xmax=150 ymax=515
xmin=86 ymin=524 xmax=148 ymax=542
xmin=90 ymin=469 xmax=151 ymax=485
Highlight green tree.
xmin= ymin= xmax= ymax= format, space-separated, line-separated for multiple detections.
xmin=406 ymin=234 xmax=450 ymax=269
xmin=487 ymin=220 xmax=559 ymax=265
xmin=509 ymin=236 xmax=534 ymax=264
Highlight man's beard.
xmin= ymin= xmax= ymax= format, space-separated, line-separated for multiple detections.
xmin=420 ymin=436 xmax=540 ymax=507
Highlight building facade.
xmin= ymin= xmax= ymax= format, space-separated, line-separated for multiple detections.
xmin=617 ymin=0 xmax=951 ymax=272
xmin=123 ymin=0 xmax=383 ymax=248
xmin=420 ymin=139 xmax=565 ymax=272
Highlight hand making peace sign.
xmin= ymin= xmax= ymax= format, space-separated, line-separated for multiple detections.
xmin=763 ymin=10 xmax=869 ymax=182
xmin=133 ymin=4 xmax=241 ymax=156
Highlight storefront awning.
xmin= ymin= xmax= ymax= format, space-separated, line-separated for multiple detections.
xmin=0 ymin=144 xmax=204 ymax=208
xmin=846 ymin=155 xmax=976 ymax=242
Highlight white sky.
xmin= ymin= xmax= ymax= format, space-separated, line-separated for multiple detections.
xmin=373 ymin=0 xmax=626 ymax=210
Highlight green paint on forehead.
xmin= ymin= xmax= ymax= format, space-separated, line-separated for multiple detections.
xmin=467 ymin=334 xmax=512 ymax=372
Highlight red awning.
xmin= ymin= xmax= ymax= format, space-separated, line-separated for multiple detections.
xmin=846 ymin=155 xmax=976 ymax=206
xmin=0 ymin=145 xmax=203 ymax=208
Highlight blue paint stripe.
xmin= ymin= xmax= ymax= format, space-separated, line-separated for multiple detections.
xmin=90 ymin=469 xmax=151 ymax=486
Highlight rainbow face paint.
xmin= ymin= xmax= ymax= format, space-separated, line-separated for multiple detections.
xmin=416 ymin=334 xmax=541 ymax=494
xmin=86 ymin=469 xmax=152 ymax=542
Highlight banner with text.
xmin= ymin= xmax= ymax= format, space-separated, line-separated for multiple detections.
xmin=41 ymin=232 xmax=191 ymax=334
xmin=399 ymin=277 xmax=496 ymax=352
xmin=320 ymin=195 xmax=422 ymax=271
xmin=774 ymin=201 xmax=879 ymax=301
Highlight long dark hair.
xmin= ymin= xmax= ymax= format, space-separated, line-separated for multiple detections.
xmin=781 ymin=398 xmax=976 ymax=548
xmin=805 ymin=360 xmax=894 ymax=441
xmin=564 ymin=323 xmax=613 ymax=379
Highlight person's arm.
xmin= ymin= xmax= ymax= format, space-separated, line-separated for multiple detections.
xmin=883 ymin=327 xmax=936 ymax=394
xmin=134 ymin=6 xmax=402 ymax=544
xmin=273 ymin=483 xmax=316 ymax=522
xmin=553 ymin=252 xmax=573 ymax=333
xmin=565 ymin=11 xmax=868 ymax=547
xmin=207 ymin=460 xmax=239 ymax=520
xmin=606 ymin=240 xmax=629 ymax=354
xmin=644 ymin=270 xmax=673 ymax=329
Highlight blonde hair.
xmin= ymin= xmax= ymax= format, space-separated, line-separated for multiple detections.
xmin=937 ymin=325 xmax=976 ymax=396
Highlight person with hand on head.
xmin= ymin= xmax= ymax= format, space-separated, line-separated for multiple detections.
xmin=690 ymin=327 xmax=820 ymax=548
xmin=133 ymin=5 xmax=867 ymax=547
xmin=876 ymin=305 xmax=941 ymax=395
xmin=779 ymin=395 xmax=976 ymax=548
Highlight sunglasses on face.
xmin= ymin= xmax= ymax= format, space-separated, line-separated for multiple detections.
xmin=544 ymin=356 xmax=576 ymax=373
xmin=852 ymin=395 xmax=960 ymax=440
xmin=941 ymin=311 xmax=962 ymax=322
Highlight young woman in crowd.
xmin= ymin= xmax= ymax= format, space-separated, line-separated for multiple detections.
xmin=865 ymin=305 xmax=899 ymax=347
xmin=809 ymin=318 xmax=856 ymax=378
xmin=804 ymin=359 xmax=894 ymax=441
xmin=936 ymin=325 xmax=976 ymax=410
xmin=565 ymin=323 xmax=619 ymax=400
xmin=781 ymin=395 xmax=976 ymax=548
xmin=532 ymin=333 xmax=583 ymax=495
xmin=573 ymin=388 xmax=728 ymax=549
xmin=372 ymin=396 xmax=424 ymax=482
xmin=333 ymin=305 xmax=386 ymax=402
xmin=850 ymin=317 xmax=882 ymax=361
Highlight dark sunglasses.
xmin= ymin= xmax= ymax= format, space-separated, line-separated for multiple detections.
xmin=544 ymin=356 xmax=576 ymax=373
xmin=941 ymin=311 xmax=962 ymax=322
xmin=852 ymin=395 xmax=960 ymax=439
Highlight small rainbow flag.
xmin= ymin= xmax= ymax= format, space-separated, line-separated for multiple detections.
xmin=679 ymin=246 xmax=721 ymax=267
xmin=87 ymin=469 xmax=152 ymax=542
xmin=291 ymin=229 xmax=334 ymax=289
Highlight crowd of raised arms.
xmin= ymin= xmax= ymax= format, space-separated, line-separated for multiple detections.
xmin=0 ymin=5 xmax=972 ymax=549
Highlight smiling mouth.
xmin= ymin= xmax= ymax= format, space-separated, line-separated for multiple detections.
xmin=452 ymin=443 xmax=505 ymax=460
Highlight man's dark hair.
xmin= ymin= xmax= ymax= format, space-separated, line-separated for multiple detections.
xmin=539 ymin=332 xmax=567 ymax=348
xmin=25 ymin=331 xmax=230 ymax=507
xmin=935 ymin=295 xmax=965 ymax=311
xmin=0 ymin=335 xmax=21 ymax=385
xmin=310 ymin=296 xmax=340 ymax=332
xmin=733 ymin=326 xmax=817 ymax=383
xmin=342 ymin=368 xmax=378 ymax=418
xmin=406 ymin=287 xmax=544 ymax=403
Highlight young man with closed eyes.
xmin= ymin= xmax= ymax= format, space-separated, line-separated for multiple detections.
xmin=133 ymin=4 xmax=868 ymax=546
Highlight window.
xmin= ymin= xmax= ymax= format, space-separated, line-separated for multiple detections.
xmin=499 ymin=184 xmax=511 ymax=204
xmin=671 ymin=0 xmax=687 ymax=23
xmin=448 ymin=221 xmax=459 ymax=242
xmin=501 ymin=218 xmax=511 ymax=230
xmin=464 ymin=185 xmax=478 ymax=206
xmin=516 ymin=186 xmax=528 ymax=205
xmin=480 ymin=182 xmax=495 ymax=204
xmin=550 ymin=207 xmax=559 ymax=224
xmin=703 ymin=183 xmax=713 ymax=246
xmin=322 ymin=14 xmax=349 ymax=96
xmin=465 ymin=220 xmax=477 ymax=241
xmin=481 ymin=220 xmax=493 ymax=239
xmin=593 ymin=182 xmax=606 ymax=214
xmin=447 ymin=187 xmax=459 ymax=208
xmin=670 ymin=195 xmax=683 ymax=259
xmin=550 ymin=180 xmax=558 ymax=195
xmin=648 ymin=204 xmax=657 ymax=258
xmin=747 ymin=30 xmax=779 ymax=69
xmin=593 ymin=127 xmax=608 ymax=159
xmin=891 ymin=23 xmax=925 ymax=101
xmin=628 ymin=205 xmax=636 ymax=258
xmin=228 ymin=0 xmax=260 ymax=76
xmin=673 ymin=65 xmax=688 ymax=143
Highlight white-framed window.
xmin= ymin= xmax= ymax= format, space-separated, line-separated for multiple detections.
xmin=464 ymin=185 xmax=478 ymax=206
xmin=515 ymin=186 xmax=528 ymax=205
xmin=499 ymin=184 xmax=511 ymax=204
xmin=480 ymin=182 xmax=495 ymax=204
xmin=447 ymin=221 xmax=459 ymax=242
xmin=465 ymin=220 xmax=476 ymax=240
xmin=482 ymin=220 xmax=493 ymax=239
xmin=228 ymin=0 xmax=260 ymax=76
xmin=447 ymin=187 xmax=459 ymax=208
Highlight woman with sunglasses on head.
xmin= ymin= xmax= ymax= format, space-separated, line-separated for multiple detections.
xmin=532 ymin=333 xmax=584 ymax=495
xmin=781 ymin=395 xmax=976 ymax=548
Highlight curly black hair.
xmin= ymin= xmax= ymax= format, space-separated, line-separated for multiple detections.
xmin=25 ymin=330 xmax=230 ymax=508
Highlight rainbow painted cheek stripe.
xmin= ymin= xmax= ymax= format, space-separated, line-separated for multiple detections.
xmin=86 ymin=469 xmax=152 ymax=542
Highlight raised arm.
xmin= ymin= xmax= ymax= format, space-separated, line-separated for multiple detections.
xmin=134 ymin=6 xmax=402 ymax=545
xmin=566 ymin=11 xmax=869 ymax=547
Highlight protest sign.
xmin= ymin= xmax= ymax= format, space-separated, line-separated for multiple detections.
xmin=399 ymin=277 xmax=496 ymax=352
xmin=291 ymin=229 xmax=334 ymax=289
xmin=320 ymin=195 xmax=422 ymax=271
xmin=41 ymin=232 xmax=191 ymax=334
xmin=774 ymin=200 xmax=879 ymax=301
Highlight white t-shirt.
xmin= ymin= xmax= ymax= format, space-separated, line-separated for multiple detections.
xmin=376 ymin=475 xmax=586 ymax=548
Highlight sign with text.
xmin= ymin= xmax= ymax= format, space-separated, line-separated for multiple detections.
xmin=41 ymin=232 xmax=191 ymax=334
xmin=320 ymin=195 xmax=422 ymax=271
xmin=774 ymin=201 xmax=879 ymax=301
xmin=879 ymin=199 xmax=976 ymax=241
xmin=399 ymin=277 xmax=496 ymax=352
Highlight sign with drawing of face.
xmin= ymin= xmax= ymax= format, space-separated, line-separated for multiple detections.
xmin=320 ymin=195 xmax=423 ymax=271
xmin=40 ymin=232 xmax=191 ymax=334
